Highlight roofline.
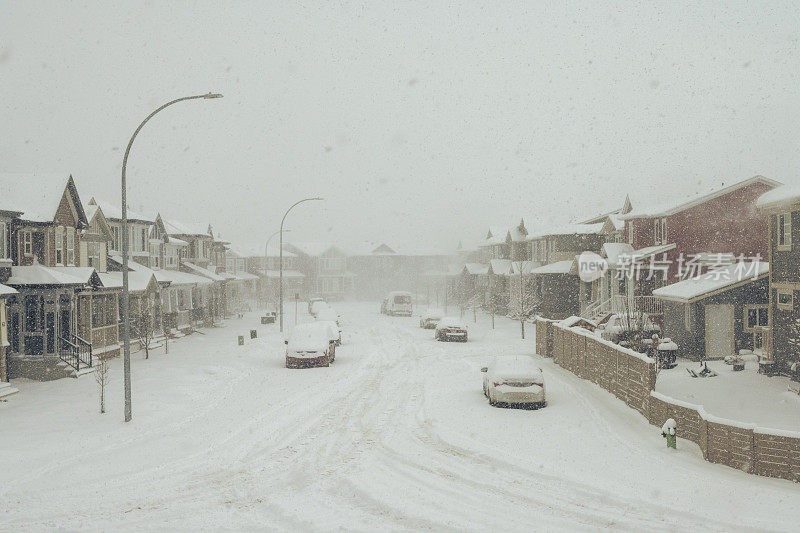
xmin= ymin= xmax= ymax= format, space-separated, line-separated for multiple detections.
xmin=654 ymin=270 xmax=769 ymax=304
xmin=620 ymin=175 xmax=782 ymax=220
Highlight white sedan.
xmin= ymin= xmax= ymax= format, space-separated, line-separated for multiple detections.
xmin=482 ymin=356 xmax=546 ymax=408
xmin=435 ymin=317 xmax=468 ymax=342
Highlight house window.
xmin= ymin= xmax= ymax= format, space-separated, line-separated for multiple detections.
xmin=322 ymin=257 xmax=342 ymax=271
xmin=92 ymin=298 xmax=105 ymax=327
xmin=23 ymin=231 xmax=32 ymax=256
xmin=87 ymin=242 xmax=101 ymax=268
xmin=141 ymin=228 xmax=147 ymax=251
xmin=777 ymin=289 xmax=793 ymax=310
xmin=660 ymin=218 xmax=667 ymax=244
xmin=778 ymin=213 xmax=792 ymax=250
xmin=744 ymin=305 xmax=769 ymax=332
xmin=653 ymin=219 xmax=661 ymax=245
xmin=55 ymin=226 xmax=64 ymax=265
xmin=66 ymin=230 xmax=75 ymax=265
xmin=0 ymin=221 xmax=7 ymax=259
xmin=24 ymin=295 xmax=41 ymax=331
xmin=112 ymin=226 xmax=120 ymax=250
xmin=684 ymin=303 xmax=694 ymax=331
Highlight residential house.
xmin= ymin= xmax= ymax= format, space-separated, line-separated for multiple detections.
xmin=756 ymin=184 xmax=800 ymax=376
xmin=614 ymin=175 xmax=779 ymax=333
xmin=1 ymin=282 xmax=19 ymax=398
xmin=163 ymin=220 xmax=215 ymax=269
xmin=0 ymin=174 xmax=113 ymax=379
xmin=93 ymin=198 xmax=154 ymax=269
xmin=283 ymin=243 xmax=353 ymax=300
xmin=261 ymin=246 xmax=304 ymax=309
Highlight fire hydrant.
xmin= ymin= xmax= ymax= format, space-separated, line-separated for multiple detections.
xmin=661 ymin=418 xmax=677 ymax=449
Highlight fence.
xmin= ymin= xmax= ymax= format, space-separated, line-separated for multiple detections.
xmin=536 ymin=319 xmax=800 ymax=482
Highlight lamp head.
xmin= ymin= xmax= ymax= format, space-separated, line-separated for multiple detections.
xmin=203 ymin=92 xmax=224 ymax=99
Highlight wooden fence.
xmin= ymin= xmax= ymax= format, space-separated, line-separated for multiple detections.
xmin=536 ymin=319 xmax=800 ymax=482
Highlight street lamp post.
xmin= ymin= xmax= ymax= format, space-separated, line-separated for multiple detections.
xmin=121 ymin=92 xmax=222 ymax=423
xmin=263 ymin=228 xmax=290 ymax=311
xmin=279 ymin=197 xmax=323 ymax=332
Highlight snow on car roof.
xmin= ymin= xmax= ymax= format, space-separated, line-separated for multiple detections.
xmin=288 ymin=323 xmax=331 ymax=351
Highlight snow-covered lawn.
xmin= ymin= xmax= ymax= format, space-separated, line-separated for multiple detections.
xmin=655 ymin=358 xmax=800 ymax=432
xmin=2 ymin=303 xmax=800 ymax=531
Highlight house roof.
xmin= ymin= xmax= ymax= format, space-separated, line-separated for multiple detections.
xmin=601 ymin=242 xmax=635 ymax=268
xmin=166 ymin=237 xmax=189 ymax=247
xmin=620 ymin=176 xmax=781 ymax=219
xmin=464 ymin=263 xmax=489 ymax=275
xmin=163 ymin=220 xmax=211 ymax=237
xmin=89 ymin=198 xmax=152 ymax=223
xmin=530 ymin=260 xmax=576 ymax=275
xmin=98 ymin=271 xmax=159 ymax=293
xmin=234 ymin=272 xmax=260 ymax=281
xmin=287 ymin=242 xmax=345 ymax=257
xmin=261 ymin=269 xmax=305 ymax=279
xmin=0 ymin=283 xmax=18 ymax=296
xmin=351 ymin=241 xmax=398 ymax=256
xmin=482 ymin=226 xmax=509 ymax=246
xmin=182 ymin=261 xmax=226 ymax=282
xmin=652 ymin=261 xmax=769 ymax=303
xmin=0 ymin=174 xmax=87 ymax=225
xmin=6 ymin=265 xmax=100 ymax=286
xmin=756 ymin=184 xmax=800 ymax=212
xmin=489 ymin=259 xmax=512 ymax=276
xmin=156 ymin=268 xmax=213 ymax=286
xmin=527 ymin=222 xmax=605 ymax=240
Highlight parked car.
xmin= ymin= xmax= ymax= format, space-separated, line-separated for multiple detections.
xmin=435 ymin=317 xmax=468 ymax=342
xmin=308 ymin=297 xmax=325 ymax=315
xmin=310 ymin=300 xmax=329 ymax=318
xmin=598 ymin=313 xmax=661 ymax=345
xmin=384 ymin=291 xmax=413 ymax=316
xmin=419 ymin=309 xmax=443 ymax=329
xmin=284 ymin=323 xmax=335 ymax=368
xmin=482 ymin=356 xmax=546 ymax=408
xmin=380 ymin=298 xmax=388 ymax=314
xmin=315 ymin=307 xmax=342 ymax=345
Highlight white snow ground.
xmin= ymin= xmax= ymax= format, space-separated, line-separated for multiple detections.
xmin=2 ymin=303 xmax=800 ymax=531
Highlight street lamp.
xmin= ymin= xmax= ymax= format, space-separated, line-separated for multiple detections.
xmin=279 ymin=197 xmax=323 ymax=332
xmin=263 ymin=228 xmax=290 ymax=311
xmin=121 ymin=92 xmax=222 ymax=423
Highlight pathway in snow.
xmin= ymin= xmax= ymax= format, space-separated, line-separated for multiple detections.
xmin=1 ymin=303 xmax=799 ymax=531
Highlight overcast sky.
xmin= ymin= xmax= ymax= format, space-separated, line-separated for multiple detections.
xmin=2 ymin=2 xmax=799 ymax=253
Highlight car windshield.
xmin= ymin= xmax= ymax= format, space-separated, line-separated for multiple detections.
xmin=394 ymin=295 xmax=411 ymax=304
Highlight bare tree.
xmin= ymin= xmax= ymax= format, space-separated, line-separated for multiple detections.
xmin=94 ymin=356 xmax=109 ymax=414
xmin=508 ymin=263 xmax=540 ymax=339
xmin=138 ymin=303 xmax=154 ymax=360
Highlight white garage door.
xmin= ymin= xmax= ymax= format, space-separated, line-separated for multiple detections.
xmin=705 ymin=304 xmax=734 ymax=359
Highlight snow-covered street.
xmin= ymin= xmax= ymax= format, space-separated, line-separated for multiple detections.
xmin=2 ymin=303 xmax=800 ymax=531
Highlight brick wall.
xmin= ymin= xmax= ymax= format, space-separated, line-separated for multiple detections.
xmin=549 ymin=323 xmax=800 ymax=482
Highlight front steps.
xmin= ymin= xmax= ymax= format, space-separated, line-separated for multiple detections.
xmin=0 ymin=381 xmax=19 ymax=400
xmin=8 ymin=356 xmax=95 ymax=381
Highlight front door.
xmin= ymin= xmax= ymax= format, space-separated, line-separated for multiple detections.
xmin=44 ymin=297 xmax=59 ymax=356
xmin=705 ymin=304 xmax=734 ymax=359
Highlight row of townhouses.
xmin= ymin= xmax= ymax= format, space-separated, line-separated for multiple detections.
xmin=447 ymin=175 xmax=800 ymax=380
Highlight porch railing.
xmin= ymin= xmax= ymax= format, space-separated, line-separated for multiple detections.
xmin=582 ymin=295 xmax=664 ymax=320
xmin=59 ymin=333 xmax=93 ymax=372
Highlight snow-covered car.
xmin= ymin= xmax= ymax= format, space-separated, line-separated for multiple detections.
xmin=598 ymin=313 xmax=661 ymax=345
xmin=313 ymin=320 xmax=340 ymax=359
xmin=380 ymin=298 xmax=388 ymax=314
xmin=384 ymin=291 xmax=413 ymax=316
xmin=308 ymin=297 xmax=325 ymax=315
xmin=309 ymin=300 xmax=329 ymax=318
xmin=419 ymin=309 xmax=443 ymax=329
xmin=315 ymin=307 xmax=342 ymax=345
xmin=284 ymin=323 xmax=335 ymax=368
xmin=435 ymin=317 xmax=468 ymax=342
xmin=482 ymin=356 xmax=546 ymax=408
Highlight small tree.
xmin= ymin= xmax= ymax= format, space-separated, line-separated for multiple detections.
xmin=94 ymin=356 xmax=109 ymax=414
xmin=485 ymin=290 xmax=505 ymax=329
xmin=508 ymin=265 xmax=540 ymax=339
xmin=138 ymin=304 xmax=154 ymax=360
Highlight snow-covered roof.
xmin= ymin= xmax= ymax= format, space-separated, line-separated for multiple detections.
xmin=0 ymin=173 xmax=83 ymax=223
xmin=261 ymin=269 xmax=305 ymax=279
xmin=265 ymin=245 xmax=297 ymax=258
xmin=182 ymin=261 xmax=225 ymax=282
xmin=351 ymin=241 xmax=398 ymax=256
xmin=228 ymin=243 xmax=264 ymax=258
xmin=234 ymin=272 xmax=259 ymax=281
xmin=89 ymin=198 xmax=152 ymax=223
xmin=464 ymin=263 xmax=489 ymax=275
xmin=652 ymin=261 xmax=769 ymax=303
xmin=621 ymin=176 xmax=780 ymax=219
xmin=166 ymin=237 xmax=189 ymax=247
xmin=97 ymin=271 xmax=158 ymax=293
xmin=287 ymin=242 xmax=344 ymax=257
xmin=756 ymin=184 xmax=800 ymax=212
xmin=6 ymin=265 xmax=99 ymax=286
xmin=482 ymin=226 xmax=509 ymax=246
xmin=0 ymin=283 xmax=18 ymax=296
xmin=163 ymin=219 xmax=211 ymax=237
xmin=527 ymin=222 xmax=605 ymax=240
xmin=530 ymin=260 xmax=576 ymax=275
xmin=156 ymin=268 xmax=213 ymax=286
xmin=489 ymin=259 xmax=512 ymax=276
xmin=560 ymin=316 xmax=597 ymax=328
xmin=602 ymin=243 xmax=635 ymax=268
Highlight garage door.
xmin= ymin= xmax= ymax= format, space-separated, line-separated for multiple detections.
xmin=705 ymin=304 xmax=734 ymax=359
